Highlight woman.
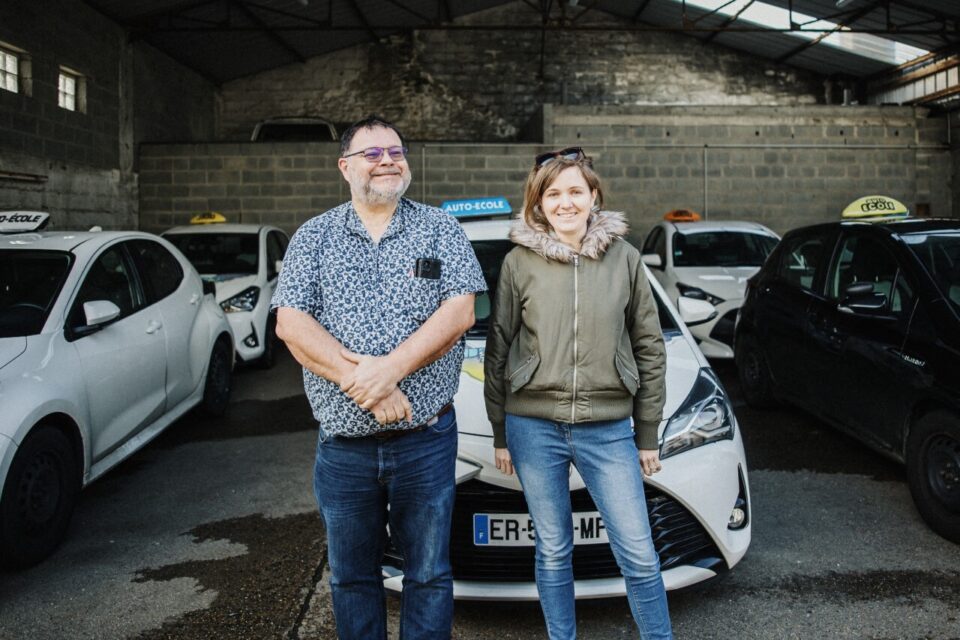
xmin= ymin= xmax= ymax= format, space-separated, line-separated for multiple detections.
xmin=483 ymin=147 xmax=672 ymax=640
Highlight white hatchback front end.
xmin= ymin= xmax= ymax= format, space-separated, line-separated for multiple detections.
xmin=381 ymin=216 xmax=752 ymax=600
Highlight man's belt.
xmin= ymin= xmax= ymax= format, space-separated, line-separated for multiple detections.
xmin=370 ymin=402 xmax=454 ymax=441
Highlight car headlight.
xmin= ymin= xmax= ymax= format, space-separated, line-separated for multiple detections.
xmin=220 ymin=286 xmax=260 ymax=313
xmin=677 ymin=282 xmax=724 ymax=306
xmin=660 ymin=368 xmax=735 ymax=459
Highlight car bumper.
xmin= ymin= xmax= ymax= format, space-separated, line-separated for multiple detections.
xmin=225 ymin=312 xmax=263 ymax=362
xmin=382 ymin=432 xmax=751 ymax=600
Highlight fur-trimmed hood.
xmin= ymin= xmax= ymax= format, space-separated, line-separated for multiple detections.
xmin=509 ymin=210 xmax=629 ymax=263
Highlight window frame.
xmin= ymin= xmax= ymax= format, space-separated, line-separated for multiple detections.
xmin=58 ymin=65 xmax=86 ymax=113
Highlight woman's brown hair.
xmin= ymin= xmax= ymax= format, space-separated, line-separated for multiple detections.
xmin=520 ymin=156 xmax=605 ymax=233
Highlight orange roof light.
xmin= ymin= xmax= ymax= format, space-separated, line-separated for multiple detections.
xmin=663 ymin=209 xmax=702 ymax=222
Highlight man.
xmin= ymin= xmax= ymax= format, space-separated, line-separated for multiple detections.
xmin=272 ymin=115 xmax=485 ymax=640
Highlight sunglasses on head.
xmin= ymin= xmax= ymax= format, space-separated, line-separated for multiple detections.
xmin=535 ymin=147 xmax=586 ymax=168
xmin=342 ymin=146 xmax=409 ymax=163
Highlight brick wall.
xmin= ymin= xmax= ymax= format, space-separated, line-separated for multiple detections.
xmin=0 ymin=0 xmax=216 ymax=229
xmin=216 ymin=1 xmax=822 ymax=143
xmin=139 ymin=105 xmax=951 ymax=240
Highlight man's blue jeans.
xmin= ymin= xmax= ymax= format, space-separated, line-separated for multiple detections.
xmin=506 ymin=414 xmax=673 ymax=640
xmin=313 ymin=409 xmax=458 ymax=640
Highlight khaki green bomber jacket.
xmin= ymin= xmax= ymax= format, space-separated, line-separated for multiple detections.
xmin=483 ymin=211 xmax=667 ymax=450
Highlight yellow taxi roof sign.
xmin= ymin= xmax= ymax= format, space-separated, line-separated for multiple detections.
xmin=663 ymin=209 xmax=702 ymax=222
xmin=190 ymin=211 xmax=227 ymax=225
xmin=842 ymin=196 xmax=910 ymax=221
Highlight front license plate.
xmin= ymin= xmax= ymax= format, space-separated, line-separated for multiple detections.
xmin=473 ymin=511 xmax=608 ymax=546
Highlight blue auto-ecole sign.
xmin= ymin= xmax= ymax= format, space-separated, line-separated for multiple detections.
xmin=441 ymin=197 xmax=512 ymax=218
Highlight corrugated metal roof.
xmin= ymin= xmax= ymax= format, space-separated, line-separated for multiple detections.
xmin=80 ymin=0 xmax=959 ymax=87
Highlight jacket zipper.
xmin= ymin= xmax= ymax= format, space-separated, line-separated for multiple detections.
xmin=572 ymin=254 xmax=579 ymax=423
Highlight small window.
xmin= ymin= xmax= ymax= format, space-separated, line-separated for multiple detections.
xmin=266 ymin=232 xmax=287 ymax=280
xmin=129 ymin=240 xmax=184 ymax=303
xmin=777 ymin=234 xmax=827 ymax=292
xmin=0 ymin=42 xmax=30 ymax=96
xmin=828 ymin=234 xmax=913 ymax=314
xmin=69 ymin=246 xmax=138 ymax=331
xmin=58 ymin=67 xmax=86 ymax=113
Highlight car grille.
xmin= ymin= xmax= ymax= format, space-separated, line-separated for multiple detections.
xmin=383 ymin=479 xmax=725 ymax=582
xmin=708 ymin=309 xmax=739 ymax=348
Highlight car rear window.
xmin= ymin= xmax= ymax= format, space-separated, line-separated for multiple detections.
xmin=0 ymin=250 xmax=72 ymax=337
xmin=165 ymin=233 xmax=259 ymax=277
xmin=467 ymin=240 xmax=678 ymax=339
xmin=673 ymin=231 xmax=778 ymax=268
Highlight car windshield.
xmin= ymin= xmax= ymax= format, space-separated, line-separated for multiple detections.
xmin=165 ymin=233 xmax=259 ymax=277
xmin=673 ymin=231 xmax=778 ymax=268
xmin=0 ymin=250 xmax=72 ymax=337
xmin=467 ymin=239 xmax=679 ymax=338
xmin=902 ymin=231 xmax=960 ymax=313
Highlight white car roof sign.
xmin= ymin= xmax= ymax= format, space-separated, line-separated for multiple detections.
xmin=0 ymin=211 xmax=50 ymax=233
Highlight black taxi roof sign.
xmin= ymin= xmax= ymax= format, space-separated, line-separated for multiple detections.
xmin=0 ymin=211 xmax=50 ymax=233
xmin=842 ymin=196 xmax=910 ymax=221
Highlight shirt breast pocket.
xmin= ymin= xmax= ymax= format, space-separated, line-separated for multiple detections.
xmin=403 ymin=277 xmax=441 ymax=323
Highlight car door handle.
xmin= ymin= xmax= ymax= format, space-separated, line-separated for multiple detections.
xmin=189 ymin=293 xmax=201 ymax=305
xmin=145 ymin=320 xmax=163 ymax=334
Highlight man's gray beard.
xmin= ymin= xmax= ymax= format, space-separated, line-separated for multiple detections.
xmin=359 ymin=173 xmax=412 ymax=207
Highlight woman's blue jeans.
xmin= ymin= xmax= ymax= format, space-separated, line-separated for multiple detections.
xmin=313 ymin=409 xmax=458 ymax=640
xmin=506 ymin=414 xmax=673 ymax=640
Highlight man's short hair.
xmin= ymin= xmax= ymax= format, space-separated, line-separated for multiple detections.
xmin=340 ymin=115 xmax=406 ymax=157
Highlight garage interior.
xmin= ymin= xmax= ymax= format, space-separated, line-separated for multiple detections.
xmin=1 ymin=0 xmax=958 ymax=243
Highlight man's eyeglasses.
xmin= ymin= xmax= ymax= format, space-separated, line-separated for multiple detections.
xmin=535 ymin=147 xmax=586 ymax=168
xmin=342 ymin=146 xmax=409 ymax=163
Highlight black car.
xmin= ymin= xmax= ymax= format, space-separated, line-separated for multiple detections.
xmin=735 ymin=218 xmax=960 ymax=543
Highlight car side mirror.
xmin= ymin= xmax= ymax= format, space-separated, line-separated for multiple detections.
xmin=677 ymin=296 xmax=718 ymax=327
xmin=83 ymin=300 xmax=121 ymax=326
xmin=275 ymin=259 xmax=283 ymax=275
xmin=838 ymin=282 xmax=888 ymax=315
xmin=641 ymin=254 xmax=663 ymax=269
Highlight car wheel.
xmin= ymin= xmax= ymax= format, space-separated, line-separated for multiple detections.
xmin=200 ymin=337 xmax=233 ymax=417
xmin=735 ymin=334 xmax=777 ymax=408
xmin=0 ymin=425 xmax=80 ymax=569
xmin=906 ymin=411 xmax=960 ymax=543
xmin=255 ymin=315 xmax=277 ymax=370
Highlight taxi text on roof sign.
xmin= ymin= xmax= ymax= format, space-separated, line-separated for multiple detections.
xmin=841 ymin=196 xmax=910 ymax=220
xmin=0 ymin=211 xmax=50 ymax=233
xmin=441 ymin=198 xmax=512 ymax=218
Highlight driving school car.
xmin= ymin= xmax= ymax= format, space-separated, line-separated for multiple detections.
xmin=381 ymin=205 xmax=752 ymax=600
xmin=163 ymin=218 xmax=289 ymax=368
xmin=641 ymin=212 xmax=779 ymax=359
xmin=0 ymin=212 xmax=234 ymax=568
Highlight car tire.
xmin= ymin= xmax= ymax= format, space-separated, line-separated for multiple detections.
xmin=0 ymin=425 xmax=80 ymax=570
xmin=906 ymin=411 xmax=960 ymax=544
xmin=735 ymin=333 xmax=777 ymax=408
xmin=255 ymin=315 xmax=277 ymax=370
xmin=200 ymin=337 xmax=233 ymax=417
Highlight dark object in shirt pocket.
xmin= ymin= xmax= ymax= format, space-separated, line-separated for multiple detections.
xmin=415 ymin=257 xmax=442 ymax=280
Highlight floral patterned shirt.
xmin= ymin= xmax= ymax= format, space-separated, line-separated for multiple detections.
xmin=271 ymin=198 xmax=486 ymax=436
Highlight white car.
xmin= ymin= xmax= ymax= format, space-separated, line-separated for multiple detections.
xmin=381 ymin=214 xmax=752 ymax=600
xmin=0 ymin=213 xmax=234 ymax=569
xmin=640 ymin=220 xmax=780 ymax=359
xmin=163 ymin=223 xmax=289 ymax=368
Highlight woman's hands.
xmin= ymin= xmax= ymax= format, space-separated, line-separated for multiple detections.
xmin=639 ymin=449 xmax=662 ymax=477
xmin=495 ymin=448 xmax=514 ymax=476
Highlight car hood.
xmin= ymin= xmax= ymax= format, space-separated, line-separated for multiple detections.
xmin=0 ymin=336 xmax=27 ymax=371
xmin=201 ymin=274 xmax=259 ymax=303
xmin=454 ymin=332 xmax=702 ymax=441
xmin=672 ymin=266 xmax=760 ymax=300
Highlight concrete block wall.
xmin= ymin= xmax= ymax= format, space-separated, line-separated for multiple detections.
xmin=139 ymin=105 xmax=951 ymax=241
xmin=216 ymin=1 xmax=822 ymax=143
xmin=0 ymin=0 xmax=216 ymax=229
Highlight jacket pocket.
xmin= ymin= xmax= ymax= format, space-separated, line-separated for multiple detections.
xmin=615 ymin=353 xmax=640 ymax=396
xmin=508 ymin=353 xmax=541 ymax=393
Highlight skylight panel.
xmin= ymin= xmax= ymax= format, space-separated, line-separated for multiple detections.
xmin=677 ymin=0 xmax=929 ymax=66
